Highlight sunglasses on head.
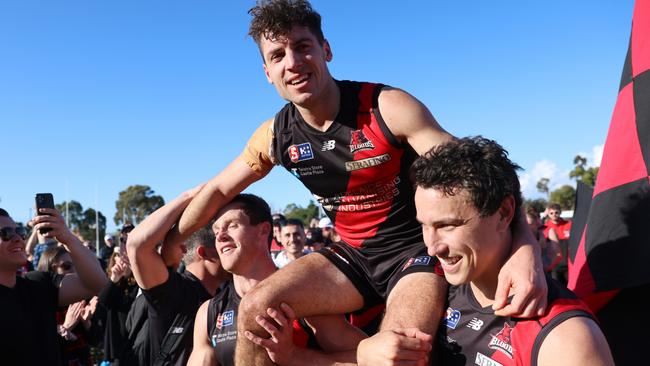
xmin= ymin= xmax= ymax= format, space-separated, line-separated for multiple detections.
xmin=0 ymin=226 xmax=27 ymax=241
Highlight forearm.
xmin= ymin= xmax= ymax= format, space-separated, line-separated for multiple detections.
xmin=25 ymin=230 xmax=38 ymax=254
xmin=175 ymin=181 xmax=227 ymax=241
xmin=129 ymin=192 xmax=193 ymax=256
xmin=64 ymin=237 xmax=107 ymax=293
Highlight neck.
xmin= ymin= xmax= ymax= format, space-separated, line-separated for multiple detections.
xmin=233 ymin=255 xmax=277 ymax=298
xmin=469 ymin=237 xmax=513 ymax=308
xmin=295 ymin=78 xmax=340 ymax=131
xmin=0 ymin=267 xmax=17 ymax=288
xmin=285 ymin=250 xmax=303 ymax=261
xmin=186 ymin=262 xmax=228 ymax=297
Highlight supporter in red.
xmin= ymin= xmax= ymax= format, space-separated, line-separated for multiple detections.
xmin=543 ymin=203 xmax=572 ymax=240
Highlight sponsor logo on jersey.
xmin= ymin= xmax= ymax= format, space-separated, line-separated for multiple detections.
xmin=216 ymin=310 xmax=235 ymax=330
xmin=467 ymin=317 xmax=484 ymax=331
xmin=488 ymin=323 xmax=514 ymax=359
xmin=291 ymin=168 xmax=300 ymax=178
xmin=170 ymin=326 xmax=184 ymax=334
xmin=402 ymin=256 xmax=431 ymax=271
xmin=443 ymin=307 xmax=461 ymax=329
xmin=349 ymin=130 xmax=375 ymax=153
xmin=322 ymin=140 xmax=336 ymax=151
xmin=475 ymin=352 xmax=503 ymax=366
xmin=344 ymin=153 xmax=391 ymax=171
xmin=288 ymin=142 xmax=314 ymax=163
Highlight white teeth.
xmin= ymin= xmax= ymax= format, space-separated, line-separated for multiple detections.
xmin=290 ymin=75 xmax=308 ymax=85
xmin=441 ymin=256 xmax=460 ymax=265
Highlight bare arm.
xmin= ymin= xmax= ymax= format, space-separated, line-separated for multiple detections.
xmin=126 ymin=185 xmax=202 ymax=290
xmin=377 ymin=87 xmax=453 ymax=155
xmin=187 ymin=300 xmax=219 ymax=366
xmin=171 ymin=156 xmax=266 ymax=244
xmin=25 ymin=228 xmax=39 ymax=255
xmin=537 ymin=316 xmax=614 ymax=366
xmin=31 ymin=208 xmax=108 ymax=306
xmin=356 ymin=328 xmax=432 ymax=366
xmin=493 ymin=211 xmax=547 ymax=317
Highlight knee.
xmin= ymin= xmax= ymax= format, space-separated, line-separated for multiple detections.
xmin=238 ymin=283 xmax=276 ymax=326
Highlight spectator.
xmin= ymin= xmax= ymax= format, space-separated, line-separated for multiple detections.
xmin=526 ymin=208 xmax=561 ymax=273
xmin=99 ymin=234 xmax=116 ymax=270
xmin=544 ymin=203 xmax=572 ymax=284
xmin=305 ymin=227 xmax=325 ymax=251
xmin=127 ymin=185 xmax=230 ymax=365
xmin=317 ymin=217 xmax=334 ymax=246
xmin=273 ymin=218 xmax=310 ymax=268
xmin=0 ymin=207 xmax=107 ymax=366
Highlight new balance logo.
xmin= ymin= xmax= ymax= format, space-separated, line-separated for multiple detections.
xmin=467 ymin=318 xmax=484 ymax=331
xmin=322 ymin=140 xmax=336 ymax=151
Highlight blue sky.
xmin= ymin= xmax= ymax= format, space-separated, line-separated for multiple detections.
xmin=1 ymin=0 xmax=634 ymax=231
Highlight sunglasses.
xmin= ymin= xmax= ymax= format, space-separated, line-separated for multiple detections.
xmin=0 ymin=226 xmax=27 ymax=241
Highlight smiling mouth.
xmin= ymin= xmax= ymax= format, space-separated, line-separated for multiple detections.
xmin=438 ymin=256 xmax=461 ymax=266
xmin=288 ymin=74 xmax=310 ymax=86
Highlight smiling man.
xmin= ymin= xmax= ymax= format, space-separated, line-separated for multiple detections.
xmin=357 ymin=137 xmax=614 ymax=366
xmin=171 ymin=1 xmax=548 ymax=365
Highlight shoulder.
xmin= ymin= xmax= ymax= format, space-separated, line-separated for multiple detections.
xmin=537 ymin=316 xmax=613 ymax=366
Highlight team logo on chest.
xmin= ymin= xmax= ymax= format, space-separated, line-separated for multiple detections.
xmin=216 ymin=310 xmax=235 ymax=330
xmin=488 ymin=323 xmax=514 ymax=359
xmin=288 ymin=142 xmax=314 ymax=163
xmin=443 ymin=307 xmax=462 ymax=329
xmin=349 ymin=130 xmax=375 ymax=153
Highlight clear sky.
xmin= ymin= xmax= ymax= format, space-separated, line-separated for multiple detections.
xmin=1 ymin=0 xmax=634 ymax=231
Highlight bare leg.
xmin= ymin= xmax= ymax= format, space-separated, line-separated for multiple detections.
xmin=235 ymin=253 xmax=364 ymax=366
xmin=381 ymin=272 xmax=448 ymax=362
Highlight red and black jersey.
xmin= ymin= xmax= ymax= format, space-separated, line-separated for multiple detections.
xmin=207 ymin=280 xmax=316 ymax=366
xmin=270 ymin=80 xmax=422 ymax=249
xmin=438 ymin=278 xmax=594 ymax=366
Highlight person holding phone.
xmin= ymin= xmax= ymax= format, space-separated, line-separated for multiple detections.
xmin=0 ymin=202 xmax=107 ymax=366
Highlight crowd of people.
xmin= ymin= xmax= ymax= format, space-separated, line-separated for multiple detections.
xmin=1 ymin=0 xmax=641 ymax=365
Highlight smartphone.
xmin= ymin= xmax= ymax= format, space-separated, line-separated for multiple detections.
xmin=35 ymin=193 xmax=55 ymax=234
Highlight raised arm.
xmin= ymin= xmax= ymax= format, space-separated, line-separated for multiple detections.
xmin=126 ymin=184 xmax=203 ymax=290
xmin=31 ymin=208 xmax=108 ymax=306
xmin=187 ymin=300 xmax=219 ymax=366
xmin=537 ymin=316 xmax=614 ymax=366
xmin=171 ymin=119 xmax=275 ymax=244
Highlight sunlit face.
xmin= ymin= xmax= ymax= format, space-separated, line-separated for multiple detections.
xmin=415 ymin=187 xmax=511 ymax=287
xmin=260 ymin=25 xmax=333 ymax=108
xmin=0 ymin=216 xmax=27 ymax=270
xmin=52 ymin=252 xmax=74 ymax=275
xmin=280 ymin=224 xmax=306 ymax=255
xmin=212 ymin=203 xmax=268 ymax=274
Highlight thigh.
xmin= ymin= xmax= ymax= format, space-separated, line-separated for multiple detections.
xmin=381 ymin=271 xmax=448 ymax=335
xmin=249 ymin=252 xmax=365 ymax=317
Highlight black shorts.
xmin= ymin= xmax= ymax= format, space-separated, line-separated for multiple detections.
xmin=318 ymin=240 xmax=443 ymax=309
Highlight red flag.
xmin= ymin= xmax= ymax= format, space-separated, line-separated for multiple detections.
xmin=568 ymin=1 xmax=650 ymax=306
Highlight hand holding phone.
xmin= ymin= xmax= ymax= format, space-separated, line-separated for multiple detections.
xmin=35 ymin=193 xmax=55 ymax=234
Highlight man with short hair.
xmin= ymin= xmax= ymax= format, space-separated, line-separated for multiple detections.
xmin=543 ymin=203 xmax=571 ymax=240
xmin=172 ymin=1 xmax=547 ymax=364
xmin=188 ymin=194 xmax=365 ymax=366
xmin=357 ymin=137 xmax=614 ymax=366
xmin=273 ymin=218 xmax=310 ymax=268
xmin=127 ymin=186 xmax=230 ymax=366
xmin=0 ymin=207 xmax=107 ymax=366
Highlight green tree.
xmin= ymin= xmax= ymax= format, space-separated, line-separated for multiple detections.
xmin=114 ymin=185 xmax=165 ymax=226
xmin=524 ymin=198 xmax=548 ymax=213
xmin=283 ymin=200 xmax=320 ymax=225
xmin=54 ymin=200 xmax=107 ymax=243
xmin=79 ymin=208 xmax=107 ymax=244
xmin=536 ymin=177 xmax=550 ymax=198
xmin=569 ymin=155 xmax=599 ymax=186
xmin=55 ymin=200 xmax=84 ymax=230
xmin=549 ymin=185 xmax=576 ymax=210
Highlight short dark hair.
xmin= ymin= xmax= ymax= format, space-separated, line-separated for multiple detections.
xmin=184 ymin=223 xmax=216 ymax=264
xmin=282 ymin=218 xmax=304 ymax=231
xmin=412 ymin=136 xmax=523 ymax=228
xmin=0 ymin=208 xmax=9 ymax=217
xmin=248 ymin=0 xmax=325 ymax=47
xmin=547 ymin=203 xmax=562 ymax=212
xmin=230 ymin=193 xmax=273 ymax=244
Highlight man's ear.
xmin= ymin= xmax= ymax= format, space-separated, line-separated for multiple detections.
xmin=497 ymin=195 xmax=516 ymax=232
xmin=263 ymin=63 xmax=273 ymax=84
xmin=323 ymin=39 xmax=333 ymax=62
xmin=196 ymin=245 xmax=206 ymax=259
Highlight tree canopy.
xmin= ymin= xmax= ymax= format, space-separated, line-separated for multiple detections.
xmin=114 ymin=185 xmax=164 ymax=226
